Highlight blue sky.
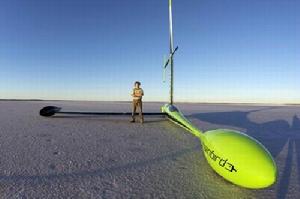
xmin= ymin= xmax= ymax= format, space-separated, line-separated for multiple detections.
xmin=0 ymin=0 xmax=299 ymax=103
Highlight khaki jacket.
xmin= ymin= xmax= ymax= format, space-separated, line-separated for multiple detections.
xmin=132 ymin=88 xmax=144 ymax=100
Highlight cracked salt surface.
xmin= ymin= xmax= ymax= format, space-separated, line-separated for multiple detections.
xmin=0 ymin=101 xmax=299 ymax=198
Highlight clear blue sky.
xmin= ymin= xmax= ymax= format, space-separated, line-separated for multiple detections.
xmin=0 ymin=0 xmax=299 ymax=103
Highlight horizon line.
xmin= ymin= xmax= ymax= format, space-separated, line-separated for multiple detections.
xmin=1 ymin=99 xmax=299 ymax=106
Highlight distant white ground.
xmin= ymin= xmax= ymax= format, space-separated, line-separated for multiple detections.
xmin=0 ymin=101 xmax=299 ymax=198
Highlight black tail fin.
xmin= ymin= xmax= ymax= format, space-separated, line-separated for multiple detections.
xmin=40 ymin=106 xmax=61 ymax=117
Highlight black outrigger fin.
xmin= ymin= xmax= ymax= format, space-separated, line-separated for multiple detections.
xmin=39 ymin=106 xmax=166 ymax=117
xmin=40 ymin=106 xmax=62 ymax=117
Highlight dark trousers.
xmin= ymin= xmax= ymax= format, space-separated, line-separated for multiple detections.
xmin=132 ymin=99 xmax=143 ymax=121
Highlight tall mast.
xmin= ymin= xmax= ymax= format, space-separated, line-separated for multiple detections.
xmin=169 ymin=0 xmax=174 ymax=104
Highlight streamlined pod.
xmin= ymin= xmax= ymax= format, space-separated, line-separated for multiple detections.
xmin=162 ymin=104 xmax=277 ymax=188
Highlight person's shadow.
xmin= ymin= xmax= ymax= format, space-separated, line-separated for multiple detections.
xmin=190 ymin=110 xmax=300 ymax=199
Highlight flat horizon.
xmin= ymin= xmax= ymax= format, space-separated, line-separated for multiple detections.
xmin=1 ymin=98 xmax=299 ymax=106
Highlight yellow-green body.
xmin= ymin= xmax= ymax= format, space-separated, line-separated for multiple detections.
xmin=161 ymin=104 xmax=277 ymax=189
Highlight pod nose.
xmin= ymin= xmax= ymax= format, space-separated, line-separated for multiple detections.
xmin=256 ymin=164 xmax=277 ymax=188
xmin=245 ymin=157 xmax=277 ymax=189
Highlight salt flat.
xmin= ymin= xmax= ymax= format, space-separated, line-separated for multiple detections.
xmin=0 ymin=101 xmax=299 ymax=198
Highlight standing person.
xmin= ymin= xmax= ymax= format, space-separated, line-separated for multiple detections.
xmin=131 ymin=81 xmax=144 ymax=123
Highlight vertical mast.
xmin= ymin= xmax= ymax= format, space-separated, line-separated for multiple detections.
xmin=169 ymin=0 xmax=174 ymax=104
